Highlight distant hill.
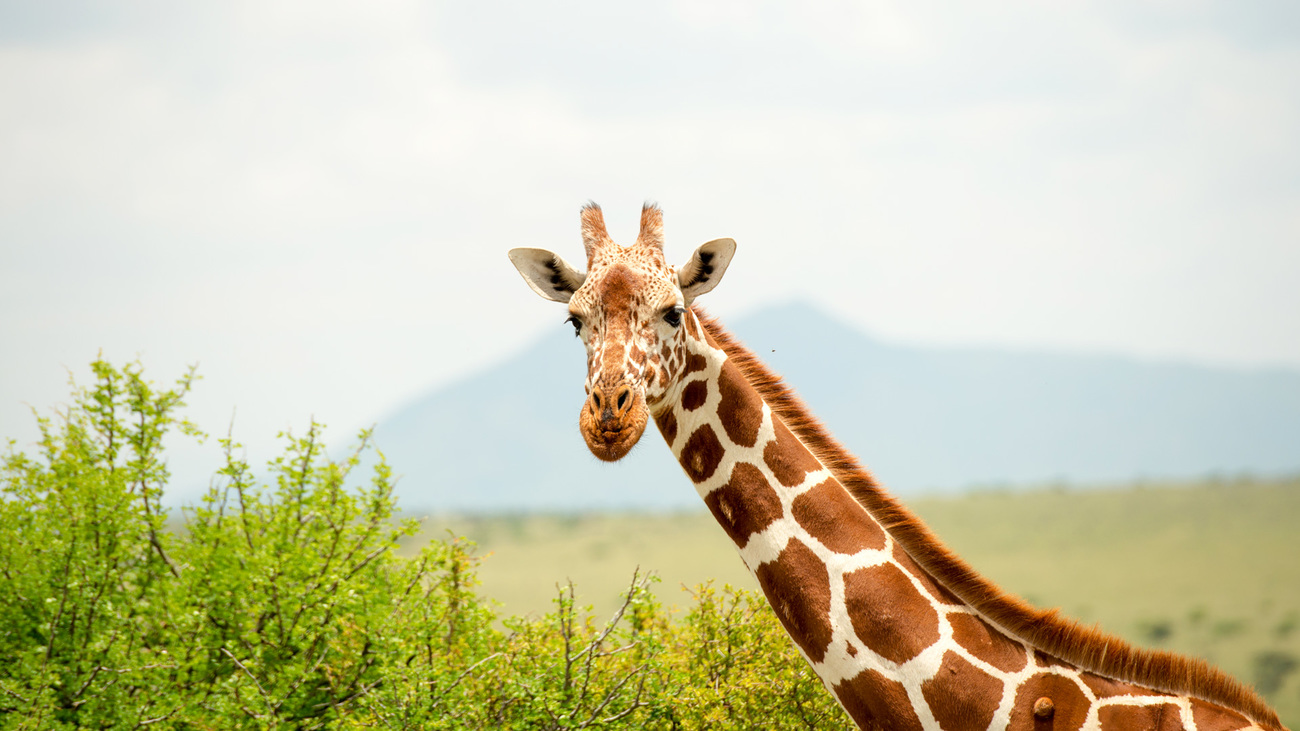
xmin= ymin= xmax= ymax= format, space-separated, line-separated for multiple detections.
xmin=372 ymin=302 xmax=1300 ymax=511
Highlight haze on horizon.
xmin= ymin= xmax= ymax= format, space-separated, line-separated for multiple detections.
xmin=2 ymin=1 xmax=1298 ymax=503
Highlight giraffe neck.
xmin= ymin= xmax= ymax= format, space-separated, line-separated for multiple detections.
xmin=653 ymin=315 xmax=992 ymax=727
xmin=649 ymin=310 xmax=1281 ymax=731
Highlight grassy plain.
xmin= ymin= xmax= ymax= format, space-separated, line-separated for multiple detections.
xmin=403 ymin=476 xmax=1300 ymax=726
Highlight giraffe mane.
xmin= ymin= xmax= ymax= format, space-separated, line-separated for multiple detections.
xmin=695 ymin=309 xmax=1284 ymax=731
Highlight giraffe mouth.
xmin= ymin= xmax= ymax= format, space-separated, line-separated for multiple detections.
xmin=586 ymin=428 xmax=642 ymax=462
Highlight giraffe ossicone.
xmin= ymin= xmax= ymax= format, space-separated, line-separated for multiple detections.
xmin=508 ymin=202 xmax=1286 ymax=731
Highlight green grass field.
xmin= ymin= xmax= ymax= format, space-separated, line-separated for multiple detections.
xmin=403 ymin=476 xmax=1300 ymax=726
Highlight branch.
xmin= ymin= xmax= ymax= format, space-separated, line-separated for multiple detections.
xmin=578 ymin=568 xmax=651 ymax=703
xmin=221 ymin=648 xmax=276 ymax=717
xmin=578 ymin=662 xmax=649 ymax=728
xmin=427 ymin=653 xmax=504 ymax=710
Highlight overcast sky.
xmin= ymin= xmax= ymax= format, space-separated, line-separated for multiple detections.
xmin=2 ymin=1 xmax=1298 ymax=502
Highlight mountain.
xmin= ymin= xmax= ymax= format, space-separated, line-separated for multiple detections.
xmin=371 ymin=302 xmax=1300 ymax=512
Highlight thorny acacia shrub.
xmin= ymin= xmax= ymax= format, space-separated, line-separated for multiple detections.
xmin=0 ymin=360 xmax=847 ymax=729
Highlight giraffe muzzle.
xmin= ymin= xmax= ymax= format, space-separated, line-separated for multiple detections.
xmin=579 ymin=382 xmax=648 ymax=462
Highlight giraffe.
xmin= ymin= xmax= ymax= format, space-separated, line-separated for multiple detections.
xmin=507 ymin=203 xmax=1286 ymax=731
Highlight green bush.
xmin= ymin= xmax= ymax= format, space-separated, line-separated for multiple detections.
xmin=0 ymin=360 xmax=847 ymax=729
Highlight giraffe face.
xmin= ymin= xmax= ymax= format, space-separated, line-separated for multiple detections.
xmin=508 ymin=203 xmax=735 ymax=462
xmin=566 ymin=249 xmax=676 ymax=460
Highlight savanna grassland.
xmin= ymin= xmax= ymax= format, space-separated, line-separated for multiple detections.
xmin=408 ymin=476 xmax=1300 ymax=726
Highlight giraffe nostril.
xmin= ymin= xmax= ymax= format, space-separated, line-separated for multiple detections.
xmin=616 ymin=388 xmax=629 ymax=411
xmin=592 ymin=391 xmax=603 ymax=410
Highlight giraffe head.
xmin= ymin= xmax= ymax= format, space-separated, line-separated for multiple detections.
xmin=509 ymin=203 xmax=736 ymax=462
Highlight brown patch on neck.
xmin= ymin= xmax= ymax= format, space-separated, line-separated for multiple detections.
xmin=1099 ymin=703 xmax=1185 ymax=730
xmin=763 ymin=420 xmax=821 ymax=487
xmin=921 ymin=652 xmax=1004 ymax=731
xmin=679 ymin=424 xmax=724 ymax=483
xmin=948 ymin=612 xmax=1028 ymax=673
xmin=833 ymin=669 xmax=923 ymax=731
xmin=704 ymin=462 xmax=783 ymax=549
xmin=654 ymin=409 xmax=678 ymax=448
xmin=842 ymin=563 xmax=940 ymax=664
xmin=892 ymin=542 xmax=961 ymax=606
xmin=716 ymin=359 xmax=763 ymax=447
xmin=1080 ymin=674 xmax=1163 ymax=699
xmin=681 ymin=380 xmax=708 ymax=411
xmin=1192 ymin=699 xmax=1255 ymax=731
xmin=692 ymin=307 xmax=1284 ymax=730
xmin=1010 ymin=674 xmax=1090 ymax=731
xmin=754 ymin=538 xmax=834 ymax=664
xmin=791 ymin=478 xmax=885 ymax=555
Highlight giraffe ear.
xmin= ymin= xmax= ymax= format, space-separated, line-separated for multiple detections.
xmin=508 ymin=248 xmax=587 ymax=303
xmin=677 ymin=238 xmax=736 ymax=304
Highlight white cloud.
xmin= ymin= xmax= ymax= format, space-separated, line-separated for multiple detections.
xmin=2 ymin=1 xmax=1298 ymax=501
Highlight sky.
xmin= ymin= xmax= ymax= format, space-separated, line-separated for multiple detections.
xmin=2 ymin=1 xmax=1298 ymax=502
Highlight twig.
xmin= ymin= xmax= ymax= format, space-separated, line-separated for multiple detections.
xmin=578 ymin=568 xmax=651 ymax=704
xmin=426 ymin=653 xmax=504 ymax=710
xmin=598 ymin=671 xmax=649 ymax=724
xmin=221 ymin=647 xmax=276 ymax=717
xmin=578 ymin=662 xmax=649 ymax=728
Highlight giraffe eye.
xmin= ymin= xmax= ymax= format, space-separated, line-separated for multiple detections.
xmin=663 ymin=307 xmax=684 ymax=328
xmin=564 ymin=315 xmax=582 ymax=337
